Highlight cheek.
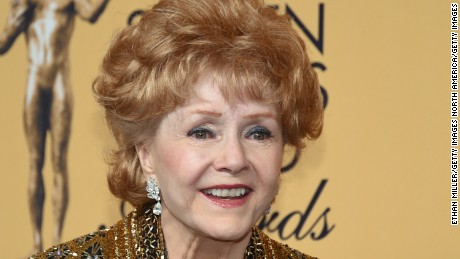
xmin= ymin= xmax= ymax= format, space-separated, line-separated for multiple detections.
xmin=251 ymin=146 xmax=283 ymax=187
xmin=154 ymin=144 xmax=212 ymax=212
xmin=156 ymin=143 xmax=210 ymax=185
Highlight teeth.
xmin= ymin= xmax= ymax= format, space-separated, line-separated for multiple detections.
xmin=204 ymin=188 xmax=248 ymax=198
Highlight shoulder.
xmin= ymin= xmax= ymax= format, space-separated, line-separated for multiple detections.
xmin=30 ymin=210 xmax=142 ymax=258
xmin=269 ymin=238 xmax=318 ymax=259
xmin=29 ymin=229 xmax=110 ymax=258
xmin=254 ymin=227 xmax=318 ymax=259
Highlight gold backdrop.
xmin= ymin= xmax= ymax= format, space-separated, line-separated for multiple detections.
xmin=0 ymin=0 xmax=456 ymax=258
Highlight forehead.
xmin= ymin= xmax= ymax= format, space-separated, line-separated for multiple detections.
xmin=185 ymin=72 xmax=279 ymax=113
xmin=186 ymin=73 xmax=221 ymax=103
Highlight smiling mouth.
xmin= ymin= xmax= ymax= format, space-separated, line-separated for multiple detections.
xmin=201 ymin=188 xmax=251 ymax=198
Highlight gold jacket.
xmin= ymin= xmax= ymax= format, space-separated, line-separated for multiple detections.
xmin=31 ymin=207 xmax=317 ymax=258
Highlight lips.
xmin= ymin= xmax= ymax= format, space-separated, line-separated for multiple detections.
xmin=200 ymin=185 xmax=252 ymax=208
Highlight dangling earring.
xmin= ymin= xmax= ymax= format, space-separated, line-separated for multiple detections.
xmin=265 ymin=192 xmax=277 ymax=215
xmin=146 ymin=176 xmax=162 ymax=215
xmin=265 ymin=207 xmax=271 ymax=215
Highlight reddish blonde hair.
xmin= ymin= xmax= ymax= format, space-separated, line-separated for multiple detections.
xmin=93 ymin=0 xmax=323 ymax=207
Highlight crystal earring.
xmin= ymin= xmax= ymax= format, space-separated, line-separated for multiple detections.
xmin=146 ymin=176 xmax=162 ymax=215
xmin=265 ymin=206 xmax=271 ymax=215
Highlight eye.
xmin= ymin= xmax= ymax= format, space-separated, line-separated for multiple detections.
xmin=246 ymin=126 xmax=272 ymax=141
xmin=187 ymin=127 xmax=215 ymax=140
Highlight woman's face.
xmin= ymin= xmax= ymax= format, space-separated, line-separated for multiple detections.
xmin=137 ymin=74 xmax=283 ymax=242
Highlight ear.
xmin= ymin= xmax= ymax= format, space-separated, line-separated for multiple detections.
xmin=135 ymin=143 xmax=154 ymax=176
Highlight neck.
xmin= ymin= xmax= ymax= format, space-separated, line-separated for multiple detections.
xmin=160 ymin=210 xmax=252 ymax=259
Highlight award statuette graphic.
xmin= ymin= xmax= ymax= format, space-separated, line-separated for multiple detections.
xmin=0 ymin=0 xmax=109 ymax=253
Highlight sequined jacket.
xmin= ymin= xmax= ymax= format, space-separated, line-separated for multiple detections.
xmin=31 ymin=207 xmax=317 ymax=258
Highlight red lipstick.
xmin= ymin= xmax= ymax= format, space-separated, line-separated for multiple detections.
xmin=200 ymin=184 xmax=252 ymax=208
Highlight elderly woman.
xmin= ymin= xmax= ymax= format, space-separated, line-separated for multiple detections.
xmin=32 ymin=0 xmax=323 ymax=258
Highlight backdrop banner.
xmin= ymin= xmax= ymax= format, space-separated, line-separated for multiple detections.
xmin=0 ymin=1 xmax=457 ymax=258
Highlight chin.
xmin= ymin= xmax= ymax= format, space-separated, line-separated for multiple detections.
xmin=199 ymin=217 xmax=253 ymax=242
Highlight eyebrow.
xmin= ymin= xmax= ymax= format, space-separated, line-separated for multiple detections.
xmin=192 ymin=109 xmax=277 ymax=120
xmin=193 ymin=110 xmax=222 ymax=117
xmin=244 ymin=112 xmax=278 ymax=120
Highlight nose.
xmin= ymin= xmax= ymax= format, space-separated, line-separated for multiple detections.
xmin=213 ymin=135 xmax=249 ymax=174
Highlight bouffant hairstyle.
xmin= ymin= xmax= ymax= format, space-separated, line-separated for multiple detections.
xmin=93 ymin=0 xmax=323 ymax=207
